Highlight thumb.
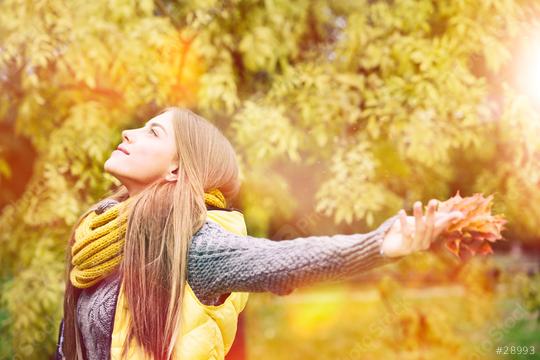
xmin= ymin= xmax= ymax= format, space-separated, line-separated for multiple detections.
xmin=450 ymin=211 xmax=465 ymax=220
xmin=435 ymin=211 xmax=464 ymax=228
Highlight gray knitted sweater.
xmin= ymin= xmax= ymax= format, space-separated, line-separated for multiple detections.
xmin=56 ymin=203 xmax=401 ymax=360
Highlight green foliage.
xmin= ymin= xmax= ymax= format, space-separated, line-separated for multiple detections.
xmin=2 ymin=0 xmax=540 ymax=358
xmin=513 ymin=271 xmax=540 ymax=323
xmin=1 ymin=238 xmax=65 ymax=358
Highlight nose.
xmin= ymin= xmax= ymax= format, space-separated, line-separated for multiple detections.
xmin=122 ymin=129 xmax=131 ymax=143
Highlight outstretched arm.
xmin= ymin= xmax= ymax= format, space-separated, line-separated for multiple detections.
xmin=187 ymin=214 xmax=403 ymax=304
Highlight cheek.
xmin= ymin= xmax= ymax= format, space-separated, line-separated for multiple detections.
xmin=130 ymin=148 xmax=171 ymax=178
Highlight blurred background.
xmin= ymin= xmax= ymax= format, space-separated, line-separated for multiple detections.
xmin=1 ymin=0 xmax=540 ymax=359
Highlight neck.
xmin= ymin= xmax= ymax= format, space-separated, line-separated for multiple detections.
xmin=117 ymin=178 xmax=149 ymax=198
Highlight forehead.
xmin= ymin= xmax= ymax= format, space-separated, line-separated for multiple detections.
xmin=147 ymin=112 xmax=171 ymax=125
xmin=146 ymin=112 xmax=175 ymax=132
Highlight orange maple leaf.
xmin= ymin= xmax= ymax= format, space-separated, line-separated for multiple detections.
xmin=437 ymin=191 xmax=507 ymax=260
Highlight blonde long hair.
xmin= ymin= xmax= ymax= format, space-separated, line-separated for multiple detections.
xmin=61 ymin=107 xmax=241 ymax=359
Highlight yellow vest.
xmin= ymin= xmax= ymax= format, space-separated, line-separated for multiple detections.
xmin=109 ymin=210 xmax=250 ymax=359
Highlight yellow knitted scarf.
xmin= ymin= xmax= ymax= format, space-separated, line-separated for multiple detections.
xmin=70 ymin=189 xmax=227 ymax=289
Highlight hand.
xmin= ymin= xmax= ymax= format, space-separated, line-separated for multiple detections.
xmin=381 ymin=199 xmax=464 ymax=258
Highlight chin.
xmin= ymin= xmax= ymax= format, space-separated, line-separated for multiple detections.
xmin=104 ymin=160 xmax=137 ymax=187
xmin=103 ymin=157 xmax=113 ymax=172
xmin=103 ymin=158 xmax=121 ymax=177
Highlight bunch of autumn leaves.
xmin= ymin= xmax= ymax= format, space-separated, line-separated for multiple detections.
xmin=436 ymin=191 xmax=507 ymax=260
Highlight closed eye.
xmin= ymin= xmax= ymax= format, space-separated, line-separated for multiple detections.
xmin=149 ymin=127 xmax=158 ymax=136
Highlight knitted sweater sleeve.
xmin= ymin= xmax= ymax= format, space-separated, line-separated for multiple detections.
xmin=187 ymin=214 xmax=404 ymax=303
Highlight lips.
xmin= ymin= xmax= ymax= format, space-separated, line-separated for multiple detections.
xmin=116 ymin=144 xmax=129 ymax=155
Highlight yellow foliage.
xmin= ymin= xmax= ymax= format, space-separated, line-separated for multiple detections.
xmin=2 ymin=0 xmax=540 ymax=358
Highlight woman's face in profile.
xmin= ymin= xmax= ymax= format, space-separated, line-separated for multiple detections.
xmin=104 ymin=111 xmax=178 ymax=195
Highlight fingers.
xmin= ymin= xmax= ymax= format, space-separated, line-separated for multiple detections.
xmin=400 ymin=201 xmax=460 ymax=255
xmin=399 ymin=209 xmax=412 ymax=247
xmin=413 ymin=201 xmax=424 ymax=249
xmin=423 ymin=199 xmax=437 ymax=249
xmin=433 ymin=211 xmax=464 ymax=238
xmin=435 ymin=211 xmax=464 ymax=225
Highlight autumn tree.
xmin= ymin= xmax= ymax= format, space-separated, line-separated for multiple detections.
xmin=1 ymin=0 xmax=540 ymax=358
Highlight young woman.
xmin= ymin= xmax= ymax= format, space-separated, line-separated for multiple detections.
xmin=55 ymin=107 xmax=464 ymax=360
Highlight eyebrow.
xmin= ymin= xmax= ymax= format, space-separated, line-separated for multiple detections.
xmin=145 ymin=121 xmax=167 ymax=136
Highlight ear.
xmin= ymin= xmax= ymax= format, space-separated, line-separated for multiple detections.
xmin=164 ymin=164 xmax=178 ymax=182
